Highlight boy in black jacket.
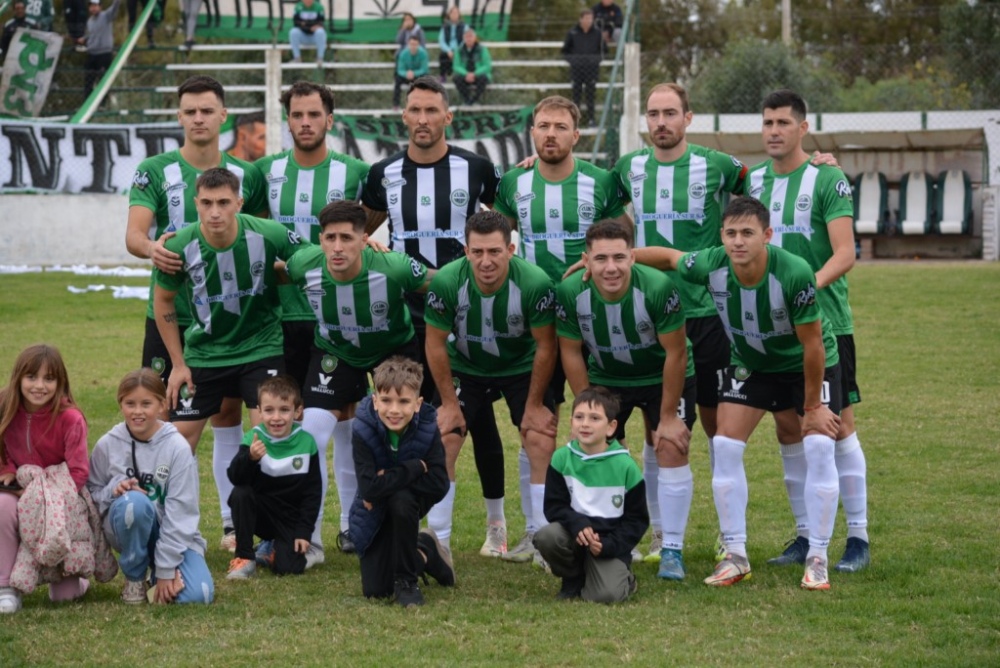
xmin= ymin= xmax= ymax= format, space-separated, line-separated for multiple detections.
xmin=349 ymin=356 xmax=454 ymax=607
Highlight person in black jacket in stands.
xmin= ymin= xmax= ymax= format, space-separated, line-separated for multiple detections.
xmin=562 ymin=9 xmax=605 ymax=127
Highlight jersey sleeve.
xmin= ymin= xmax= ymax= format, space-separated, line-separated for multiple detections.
xmin=554 ymin=277 xmax=582 ymax=340
xmin=240 ymin=163 xmax=268 ymax=215
xmin=423 ymin=271 xmax=457 ymax=332
xmin=611 ymin=156 xmax=631 ymax=205
xmin=818 ymin=168 xmax=855 ymax=223
xmin=715 ymin=150 xmax=748 ymax=195
xmin=493 ymin=171 xmax=517 ymax=218
xmin=260 ymin=216 xmax=307 ymax=259
xmin=154 ymin=232 xmax=188 ymax=292
xmin=597 ymin=168 xmax=626 ymax=219
xmin=675 ymin=246 xmax=725 ymax=286
xmin=351 ymin=158 xmax=373 ymax=201
xmin=388 ymin=250 xmax=429 ymax=291
xmin=524 ymin=270 xmax=556 ymax=329
xmin=478 ymin=159 xmax=502 ymax=207
xmin=785 ymin=257 xmax=823 ymax=327
xmin=285 ymin=244 xmax=321 ymax=284
xmin=361 ymin=161 xmax=388 ymax=211
xmin=652 ymin=275 xmax=685 ymax=335
xmin=128 ymin=159 xmax=163 ymax=212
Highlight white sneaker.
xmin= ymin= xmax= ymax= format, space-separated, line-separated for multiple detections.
xmin=631 ymin=547 xmax=643 ymax=563
xmin=479 ymin=521 xmax=507 ymax=557
xmin=219 ymin=529 xmax=236 ymax=553
xmin=304 ymin=544 xmax=326 ymax=570
xmin=531 ymin=550 xmax=551 ymax=574
xmin=643 ymin=530 xmax=663 ymax=564
xmin=500 ymin=531 xmax=536 ymax=563
xmin=0 ymin=586 xmax=22 ymax=614
xmin=121 ymin=579 xmax=148 ymax=604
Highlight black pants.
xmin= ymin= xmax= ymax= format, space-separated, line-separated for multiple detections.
xmin=126 ymin=0 xmax=156 ymax=40
xmin=84 ymin=52 xmax=113 ymax=98
xmin=393 ymin=74 xmax=412 ymax=107
xmin=229 ymin=486 xmax=307 ymax=575
xmin=453 ymin=75 xmax=488 ymax=105
xmin=570 ymin=63 xmax=598 ymax=124
xmin=439 ymin=52 xmax=453 ymax=78
xmin=360 ymin=489 xmax=433 ymax=597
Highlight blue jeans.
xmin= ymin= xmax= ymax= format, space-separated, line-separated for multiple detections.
xmin=109 ymin=491 xmax=214 ymax=604
xmin=289 ymin=27 xmax=327 ymax=60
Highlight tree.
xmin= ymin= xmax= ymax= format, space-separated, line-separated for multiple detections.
xmin=942 ymin=0 xmax=1000 ymax=108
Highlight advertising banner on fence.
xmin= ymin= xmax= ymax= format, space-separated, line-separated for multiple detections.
xmin=0 ymin=28 xmax=62 ymax=118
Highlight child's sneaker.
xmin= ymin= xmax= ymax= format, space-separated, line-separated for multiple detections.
xmin=121 ymin=579 xmax=148 ymax=604
xmin=219 ymin=527 xmax=236 ymax=553
xmin=394 ymin=580 xmax=424 ymax=608
xmin=479 ymin=520 xmax=507 ymax=557
xmin=643 ymin=530 xmax=664 ymax=564
xmin=255 ymin=540 xmax=275 ymax=568
xmin=337 ymin=530 xmax=356 ymax=554
xmin=226 ymin=557 xmax=257 ymax=580
xmin=500 ymin=531 xmax=535 ymax=563
xmin=418 ymin=528 xmax=455 ymax=587
xmin=0 ymin=586 xmax=22 ymax=614
xmin=304 ymin=544 xmax=325 ymax=570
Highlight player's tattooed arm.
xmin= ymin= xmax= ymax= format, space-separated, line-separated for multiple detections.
xmin=163 ymin=310 xmax=178 ymax=324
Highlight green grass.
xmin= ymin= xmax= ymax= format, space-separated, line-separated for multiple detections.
xmin=1 ymin=262 xmax=999 ymax=667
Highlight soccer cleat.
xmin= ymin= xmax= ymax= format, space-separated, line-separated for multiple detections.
xmin=121 ymin=579 xmax=149 ymax=604
xmin=714 ymin=533 xmax=727 ymax=563
xmin=226 ymin=557 xmax=257 ymax=580
xmin=500 ymin=531 xmax=536 ymax=563
xmin=337 ymin=530 xmax=356 ymax=554
xmin=219 ymin=528 xmax=237 ymax=553
xmin=394 ymin=580 xmax=425 ymax=608
xmin=479 ymin=520 xmax=507 ymax=558
xmin=531 ymin=550 xmax=551 ymax=574
xmin=418 ymin=528 xmax=455 ymax=587
xmin=801 ymin=556 xmax=831 ymax=590
xmin=656 ymin=548 xmax=686 ymax=581
xmin=0 ymin=587 xmax=22 ymax=614
xmin=304 ymin=544 xmax=325 ymax=570
xmin=255 ymin=540 xmax=275 ymax=568
xmin=767 ymin=535 xmax=809 ymax=566
xmin=643 ymin=530 xmax=664 ymax=564
xmin=556 ymin=576 xmax=584 ymax=600
xmin=834 ymin=537 xmax=871 ymax=573
xmin=704 ymin=553 xmax=752 ymax=586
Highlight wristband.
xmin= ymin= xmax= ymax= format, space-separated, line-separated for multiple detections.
xmin=803 ymin=403 xmax=823 ymax=412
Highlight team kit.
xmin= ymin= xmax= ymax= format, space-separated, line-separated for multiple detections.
xmin=118 ymin=75 xmax=870 ymax=606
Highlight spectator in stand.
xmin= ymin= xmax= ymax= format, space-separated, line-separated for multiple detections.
xmin=26 ymin=0 xmax=53 ymax=31
xmin=289 ymin=0 xmax=326 ymax=65
xmin=80 ymin=0 xmax=121 ymax=99
xmin=179 ymin=0 xmax=200 ymax=51
xmin=438 ymin=5 xmax=465 ymax=84
xmin=562 ymin=9 xmax=605 ymax=127
xmin=394 ymin=36 xmax=429 ymax=110
xmin=453 ymin=28 xmax=491 ymax=106
xmin=126 ymin=0 xmax=162 ymax=48
xmin=592 ymin=0 xmax=624 ymax=46
xmin=64 ymin=0 xmax=88 ymax=50
xmin=1 ymin=1 xmax=37 ymax=61
xmin=395 ymin=12 xmax=424 ymax=56
xmin=227 ymin=112 xmax=267 ymax=163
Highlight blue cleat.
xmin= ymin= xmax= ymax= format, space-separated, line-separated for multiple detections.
xmin=767 ymin=535 xmax=809 ymax=566
xmin=656 ymin=548 xmax=686 ymax=580
xmin=834 ymin=537 xmax=871 ymax=573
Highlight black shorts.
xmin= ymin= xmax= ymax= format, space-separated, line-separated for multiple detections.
xmin=142 ymin=317 xmax=188 ymax=387
xmin=686 ymin=315 xmax=731 ymax=409
xmin=282 ymin=320 xmax=316 ymax=391
xmin=170 ymin=355 xmax=285 ymax=422
xmin=836 ymin=335 xmax=862 ymax=407
xmin=718 ymin=364 xmax=843 ymax=416
xmin=448 ymin=371 xmax=556 ymax=435
xmin=608 ymin=375 xmax=698 ymax=442
xmin=302 ymin=339 xmax=420 ymax=411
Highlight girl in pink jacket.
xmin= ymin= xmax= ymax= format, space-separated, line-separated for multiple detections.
xmin=0 ymin=344 xmax=90 ymax=614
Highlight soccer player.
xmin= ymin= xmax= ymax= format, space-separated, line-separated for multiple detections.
xmin=634 ymin=196 xmax=843 ymax=590
xmin=556 ymin=219 xmax=694 ymax=579
xmin=745 ymin=89 xmax=870 ymax=573
xmin=152 ymin=169 xmax=304 ymax=551
xmin=255 ymin=81 xmax=372 ymax=559
xmin=361 ymin=76 xmax=511 ymax=558
xmin=423 ymin=210 xmax=558 ymax=562
xmin=494 ymin=95 xmax=627 ymax=565
xmin=125 ymin=75 xmax=266 ymax=550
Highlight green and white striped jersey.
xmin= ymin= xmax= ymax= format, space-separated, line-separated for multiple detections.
xmin=255 ymin=150 xmax=371 ymax=322
xmin=424 ymin=255 xmax=555 ymax=377
xmin=676 ymin=245 xmax=838 ymax=373
xmin=745 ymin=160 xmax=855 ymax=335
xmin=243 ymin=424 xmax=319 ymax=477
xmin=155 ymin=214 xmax=305 ymax=368
xmin=129 ymin=150 xmax=267 ymax=324
xmin=549 ymin=439 xmax=643 ymax=520
xmin=556 ymin=264 xmax=692 ymax=386
xmin=494 ymin=158 xmax=625 ymax=282
xmin=285 ymin=246 xmax=427 ymax=368
xmin=612 ymin=145 xmax=746 ymax=318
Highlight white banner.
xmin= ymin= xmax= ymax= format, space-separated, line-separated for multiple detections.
xmin=0 ymin=28 xmax=62 ymax=117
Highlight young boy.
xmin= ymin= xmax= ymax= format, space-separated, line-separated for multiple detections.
xmin=226 ymin=376 xmax=322 ymax=579
xmin=348 ymin=356 xmax=453 ymax=608
xmin=533 ymin=387 xmax=649 ymax=603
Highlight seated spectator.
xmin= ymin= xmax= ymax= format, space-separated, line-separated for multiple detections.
xmin=437 ymin=5 xmax=465 ymax=83
xmin=395 ymin=12 xmax=424 ymax=56
xmin=394 ymin=36 xmax=429 ymax=110
xmin=453 ymin=28 xmax=491 ymax=106
xmin=592 ymin=0 xmax=624 ymax=46
xmin=81 ymin=0 xmax=121 ymax=99
xmin=227 ymin=112 xmax=266 ymax=162
xmin=289 ymin=0 xmax=326 ymax=64
xmin=563 ymin=9 xmax=605 ymax=127
xmin=1 ymin=1 xmax=37 ymax=61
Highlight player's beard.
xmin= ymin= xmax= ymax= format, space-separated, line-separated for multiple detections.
xmin=293 ymin=132 xmax=327 ymax=152
xmin=651 ymin=130 xmax=683 ymax=151
xmin=537 ymin=143 xmax=572 ymax=166
xmin=410 ymin=125 xmax=444 ymax=150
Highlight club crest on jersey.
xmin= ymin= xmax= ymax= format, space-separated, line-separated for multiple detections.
xmin=327 ymin=189 xmax=345 ymax=203
xmin=450 ymin=189 xmax=470 ymax=207
xmin=796 ymin=195 xmax=812 ymax=211
xmin=578 ymin=203 xmax=596 ymax=221
xmin=793 ymin=284 xmax=816 ymax=307
xmin=151 ymin=357 xmax=166 ymax=374
xmin=250 ymin=261 xmax=264 ymax=277
xmin=292 ymin=457 xmax=303 ymax=471
xmin=636 ymin=320 xmax=652 ymax=333
xmin=507 ymin=314 xmax=523 ymax=328
xmin=689 ymin=183 xmax=706 ymax=199
xmin=771 ymin=308 xmax=788 ymax=321
xmin=155 ymin=465 xmax=170 ymax=482
xmin=420 ymin=195 xmax=432 ymax=206
xmin=371 ymin=301 xmax=389 ymax=317
xmin=735 ymin=366 xmax=750 ymax=381
xmin=321 ymin=355 xmax=338 ymax=373
xmin=612 ymin=494 xmax=623 ymax=508
xmin=427 ymin=291 xmax=446 ymax=314
xmin=188 ymin=261 xmax=208 ymax=287
xmin=223 ymin=271 xmax=234 ymax=281
xmin=659 ymin=188 xmax=670 ymax=199
xmin=835 ymin=179 xmax=852 ymax=198
xmin=772 ymin=202 xmax=782 ymax=212
xmin=132 ymin=171 xmax=150 ymax=190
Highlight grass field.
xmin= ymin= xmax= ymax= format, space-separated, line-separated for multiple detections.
xmin=0 ymin=261 xmax=998 ymax=667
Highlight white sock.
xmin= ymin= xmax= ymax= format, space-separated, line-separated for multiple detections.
xmin=530 ymin=483 xmax=547 ymax=531
xmin=780 ymin=441 xmax=810 ymax=538
xmin=212 ymin=425 xmax=243 ymax=527
xmin=427 ymin=482 xmax=457 ymax=548
xmin=712 ymin=436 xmax=748 ymax=558
xmin=658 ymin=464 xmax=693 ymax=551
xmin=485 ymin=496 xmax=505 ymax=524
xmin=333 ymin=418 xmax=356 ymax=533
xmin=803 ymin=433 xmax=839 ymax=562
xmin=519 ymin=448 xmax=534 ymax=532
xmin=835 ymin=432 xmax=869 ymax=542
xmin=643 ymin=443 xmax=661 ymax=533
xmin=302 ymin=408 xmax=337 ymax=547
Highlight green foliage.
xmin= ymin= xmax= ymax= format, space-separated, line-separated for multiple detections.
xmin=942 ymin=0 xmax=1000 ymax=108
xmin=833 ymin=61 xmax=974 ymax=112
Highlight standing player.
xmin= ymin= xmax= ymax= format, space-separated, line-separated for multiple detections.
xmin=556 ymin=219 xmax=694 ymax=579
xmin=745 ymin=89 xmax=869 ymax=573
xmin=423 ymin=210 xmax=558 ymax=562
xmin=255 ymin=81 xmax=372 ymax=560
xmin=125 ymin=75 xmax=266 ymax=550
xmin=494 ymin=95 xmax=627 ymax=565
xmin=635 ymin=197 xmax=843 ymax=590
xmin=361 ymin=76 xmax=511 ymax=558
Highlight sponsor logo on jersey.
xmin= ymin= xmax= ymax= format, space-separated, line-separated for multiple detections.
xmin=389 ymin=193 xmax=398 ymax=205
xmin=581 ymin=323 xmax=591 ymax=333
xmin=731 ymin=156 xmax=743 ymax=167
xmin=270 ymin=189 xmax=278 ymax=199
xmin=664 ymin=290 xmax=681 ymax=314
xmin=744 ymin=310 xmax=754 ymax=321
xmin=749 ymin=185 xmax=764 ymax=198
xmin=612 ymin=325 xmax=622 ymax=334
xmin=409 ymin=257 xmax=424 ymax=278
xmin=151 ymin=357 xmax=166 ymax=374
xmin=287 ymin=230 xmax=303 ymax=245
xmin=299 ymin=193 xmax=310 ymax=203
xmin=636 ymin=320 xmax=652 ymax=333
xmin=382 ymin=177 xmax=406 ymax=189
xmin=793 ymin=284 xmax=816 ymax=307
xmin=266 ymin=173 xmax=288 ymax=184
xmin=548 ymin=208 xmax=560 ymax=219
xmin=772 ymin=202 xmax=782 ymax=212
xmin=485 ymin=316 xmax=492 ymax=327
xmin=223 ymin=271 xmax=234 ymax=281
xmin=519 ymin=207 xmax=528 ymax=218
xmin=450 ymin=189 xmax=470 ymax=207
xmin=771 ymin=308 xmax=787 ymax=322
xmin=132 ymin=171 xmax=150 ymax=190
xmin=723 ymin=376 xmax=747 ymax=401
xmin=494 ymin=165 xmax=503 ymax=179
xmin=163 ymin=181 xmax=186 ymax=193
xmin=427 ymin=291 xmax=446 ymax=314
xmin=169 ymin=195 xmax=181 ymax=207
xmin=627 ymin=170 xmax=646 ymax=183
xmin=689 ymin=183 xmax=706 ymax=199
xmin=306 ymin=287 xmax=326 ymax=297
xmin=535 ymin=289 xmax=555 ymax=313
xmin=796 ymin=194 xmax=812 ymax=211
xmin=632 ymin=187 xmax=640 ymax=199
xmin=371 ymin=301 xmax=389 ymax=317
xmin=683 ymin=252 xmax=698 ymax=269
xmin=835 ymin=179 xmax=852 ymax=198
xmin=420 ymin=195 xmax=432 ymax=207
xmin=514 ymin=191 xmax=536 ymax=203
xmin=327 ymin=189 xmax=345 ymax=203
xmin=321 ymin=355 xmax=338 ymax=373
xmin=292 ymin=456 xmax=303 ymax=471
xmin=612 ymin=494 xmax=623 ymax=508
xmin=578 ymin=203 xmax=596 ymax=221
xmin=341 ymin=306 xmax=353 ymax=315
xmin=251 ymin=261 xmax=264 ymax=277
xmin=554 ymin=303 xmax=567 ymax=321
xmin=659 ymin=188 xmax=670 ymax=199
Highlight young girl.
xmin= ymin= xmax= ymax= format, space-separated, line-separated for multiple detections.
xmin=0 ymin=344 xmax=91 ymax=614
xmin=87 ymin=369 xmax=214 ymax=605
xmin=395 ymin=11 xmax=425 ymax=55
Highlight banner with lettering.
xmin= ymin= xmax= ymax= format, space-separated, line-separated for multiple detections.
xmin=0 ymin=109 xmax=535 ymax=194
xmin=0 ymin=28 xmax=62 ymax=117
